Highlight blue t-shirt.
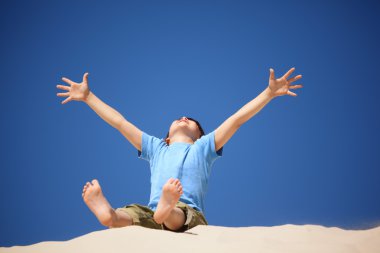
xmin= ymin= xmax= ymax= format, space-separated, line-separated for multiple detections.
xmin=138 ymin=131 xmax=223 ymax=213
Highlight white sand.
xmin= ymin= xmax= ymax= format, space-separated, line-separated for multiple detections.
xmin=1 ymin=224 xmax=380 ymax=253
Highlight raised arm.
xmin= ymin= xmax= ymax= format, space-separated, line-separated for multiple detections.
xmin=214 ymin=67 xmax=303 ymax=151
xmin=56 ymin=73 xmax=143 ymax=151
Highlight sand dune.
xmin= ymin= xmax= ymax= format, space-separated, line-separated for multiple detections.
xmin=1 ymin=224 xmax=379 ymax=253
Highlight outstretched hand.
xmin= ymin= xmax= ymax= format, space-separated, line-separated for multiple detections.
xmin=268 ymin=68 xmax=303 ymax=97
xmin=56 ymin=73 xmax=90 ymax=104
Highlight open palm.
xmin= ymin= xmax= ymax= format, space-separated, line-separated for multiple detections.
xmin=56 ymin=73 xmax=90 ymax=104
xmin=268 ymin=68 xmax=303 ymax=97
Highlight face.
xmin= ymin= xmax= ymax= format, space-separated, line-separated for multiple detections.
xmin=167 ymin=116 xmax=202 ymax=141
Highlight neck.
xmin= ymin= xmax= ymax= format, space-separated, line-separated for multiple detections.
xmin=168 ymin=135 xmax=195 ymax=145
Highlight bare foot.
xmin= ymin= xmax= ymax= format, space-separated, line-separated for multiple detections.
xmin=153 ymin=178 xmax=183 ymax=224
xmin=82 ymin=179 xmax=114 ymax=227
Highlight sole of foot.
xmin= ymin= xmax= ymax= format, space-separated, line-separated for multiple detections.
xmin=153 ymin=178 xmax=183 ymax=224
xmin=82 ymin=179 xmax=114 ymax=227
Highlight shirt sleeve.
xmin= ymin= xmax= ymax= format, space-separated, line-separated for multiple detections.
xmin=195 ymin=131 xmax=223 ymax=166
xmin=137 ymin=132 xmax=165 ymax=162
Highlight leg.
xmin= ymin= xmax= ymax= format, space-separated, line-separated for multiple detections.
xmin=153 ymin=178 xmax=183 ymax=225
xmin=110 ymin=210 xmax=134 ymax=228
xmin=82 ymin=179 xmax=133 ymax=228
xmin=163 ymin=207 xmax=186 ymax=231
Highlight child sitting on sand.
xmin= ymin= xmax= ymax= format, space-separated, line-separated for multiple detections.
xmin=56 ymin=67 xmax=302 ymax=232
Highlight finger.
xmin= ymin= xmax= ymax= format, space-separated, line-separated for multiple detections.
xmin=56 ymin=84 xmax=71 ymax=91
xmin=287 ymin=90 xmax=297 ymax=97
xmin=283 ymin=67 xmax=295 ymax=79
xmin=269 ymin=68 xmax=275 ymax=80
xmin=62 ymin=77 xmax=76 ymax=86
xmin=289 ymin=84 xmax=303 ymax=90
xmin=57 ymin=92 xmax=70 ymax=97
xmin=61 ymin=97 xmax=72 ymax=104
xmin=83 ymin=72 xmax=89 ymax=83
xmin=288 ymin=74 xmax=302 ymax=83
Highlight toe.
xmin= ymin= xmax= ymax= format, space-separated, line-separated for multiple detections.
xmin=82 ymin=187 xmax=87 ymax=196
xmin=91 ymin=179 xmax=99 ymax=186
xmin=167 ymin=178 xmax=175 ymax=184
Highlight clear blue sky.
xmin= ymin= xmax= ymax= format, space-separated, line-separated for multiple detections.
xmin=1 ymin=0 xmax=380 ymax=247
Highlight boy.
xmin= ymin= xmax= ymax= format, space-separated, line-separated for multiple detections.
xmin=56 ymin=68 xmax=302 ymax=232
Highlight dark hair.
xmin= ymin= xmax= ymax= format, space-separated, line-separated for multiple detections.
xmin=165 ymin=117 xmax=205 ymax=139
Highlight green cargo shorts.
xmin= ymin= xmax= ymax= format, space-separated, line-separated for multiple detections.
xmin=115 ymin=201 xmax=208 ymax=232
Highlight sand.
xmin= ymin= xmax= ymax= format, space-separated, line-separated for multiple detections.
xmin=1 ymin=224 xmax=379 ymax=253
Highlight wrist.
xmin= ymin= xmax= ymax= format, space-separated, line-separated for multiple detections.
xmin=83 ymin=91 xmax=93 ymax=104
xmin=264 ymin=87 xmax=276 ymax=99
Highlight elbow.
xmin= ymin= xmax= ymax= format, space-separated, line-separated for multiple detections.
xmin=115 ymin=118 xmax=126 ymax=130
xmin=236 ymin=120 xmax=243 ymax=129
xmin=232 ymin=114 xmax=244 ymax=128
